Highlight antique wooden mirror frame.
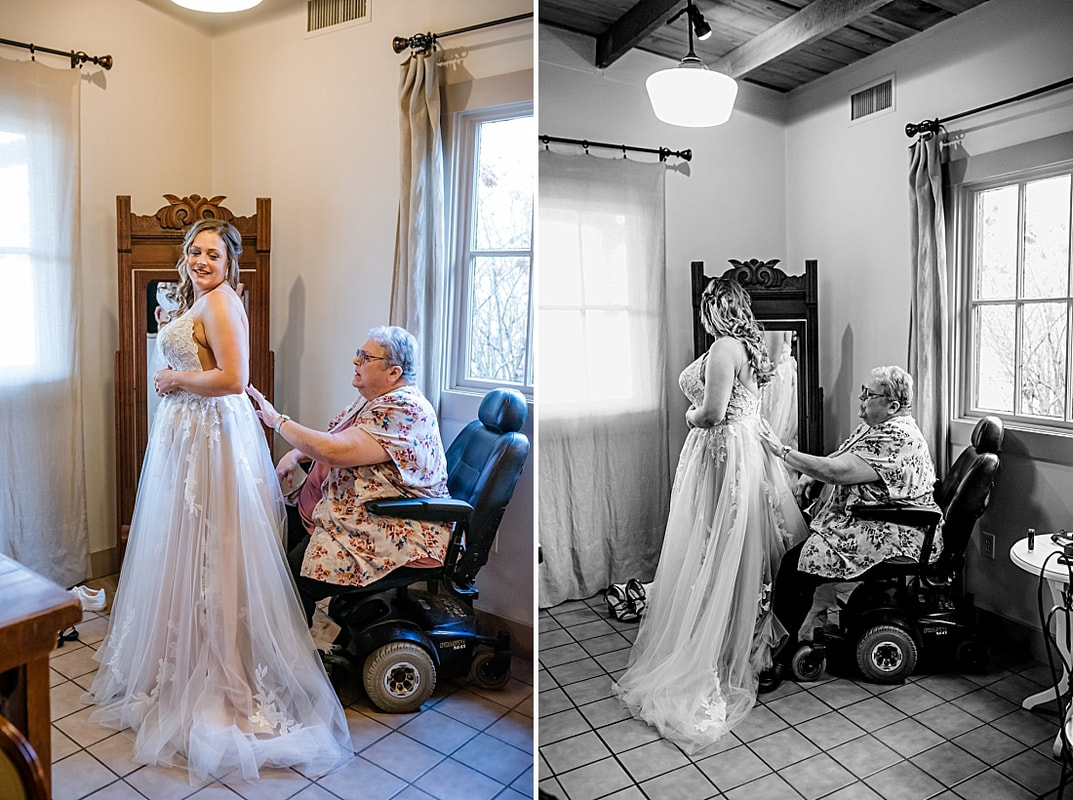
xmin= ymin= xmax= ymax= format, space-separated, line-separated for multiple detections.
xmin=691 ymin=258 xmax=824 ymax=455
xmin=114 ymin=194 xmax=274 ymax=564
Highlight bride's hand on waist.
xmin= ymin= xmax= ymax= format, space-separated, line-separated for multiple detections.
xmin=153 ymin=366 xmax=181 ymax=397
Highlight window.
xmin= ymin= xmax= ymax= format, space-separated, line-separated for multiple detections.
xmin=959 ymin=164 xmax=1073 ymax=428
xmin=0 ymin=130 xmax=36 ymax=372
xmin=448 ymin=102 xmax=534 ymax=395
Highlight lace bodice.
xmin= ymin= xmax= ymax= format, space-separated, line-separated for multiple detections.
xmin=158 ymin=312 xmax=201 ymax=372
xmin=679 ymin=354 xmax=760 ymax=422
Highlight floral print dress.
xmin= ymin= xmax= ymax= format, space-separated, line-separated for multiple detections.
xmin=800 ymin=414 xmax=941 ymax=579
xmin=301 ymin=384 xmax=452 ymax=586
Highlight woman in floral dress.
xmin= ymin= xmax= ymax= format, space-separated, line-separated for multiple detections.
xmin=758 ymin=365 xmax=940 ymax=691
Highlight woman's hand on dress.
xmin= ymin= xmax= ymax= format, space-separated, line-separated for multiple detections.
xmin=245 ymin=385 xmax=282 ymax=430
xmin=685 ymin=406 xmax=697 ymax=429
xmin=153 ymin=367 xmax=181 ymax=397
xmin=758 ymin=425 xmax=784 ymax=457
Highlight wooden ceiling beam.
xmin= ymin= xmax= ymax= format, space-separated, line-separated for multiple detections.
xmin=595 ymin=0 xmax=684 ymax=69
xmin=710 ymin=0 xmax=895 ymax=79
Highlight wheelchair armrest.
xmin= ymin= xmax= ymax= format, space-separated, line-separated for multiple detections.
xmin=849 ymin=502 xmax=943 ymax=528
xmin=365 ymin=496 xmax=473 ymax=523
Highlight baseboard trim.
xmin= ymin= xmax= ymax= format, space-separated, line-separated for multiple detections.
xmin=475 ymin=609 xmax=534 ymax=662
xmin=89 ymin=547 xmax=117 ymax=580
xmin=977 ymin=607 xmax=1050 ymax=665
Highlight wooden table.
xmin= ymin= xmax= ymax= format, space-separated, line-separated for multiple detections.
xmin=0 ymin=552 xmax=83 ymax=797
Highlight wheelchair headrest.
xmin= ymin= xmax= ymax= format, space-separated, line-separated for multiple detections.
xmin=971 ymin=415 xmax=1003 ymax=454
xmin=478 ymin=388 xmax=527 ymax=434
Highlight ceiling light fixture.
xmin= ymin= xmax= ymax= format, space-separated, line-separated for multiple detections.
xmin=170 ymin=0 xmax=263 ymax=12
xmin=645 ymin=0 xmax=737 ymax=127
xmin=686 ymin=3 xmax=712 ymax=41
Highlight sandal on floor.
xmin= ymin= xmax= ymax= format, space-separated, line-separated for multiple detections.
xmin=624 ymin=578 xmax=647 ymax=618
xmin=605 ymin=583 xmax=640 ymax=622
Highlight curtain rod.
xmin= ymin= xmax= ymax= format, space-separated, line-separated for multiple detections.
xmin=905 ymin=76 xmax=1073 ymax=138
xmin=0 ymin=36 xmax=113 ymax=70
xmin=392 ymin=12 xmax=533 ymax=55
xmin=540 ymin=135 xmax=692 ymax=163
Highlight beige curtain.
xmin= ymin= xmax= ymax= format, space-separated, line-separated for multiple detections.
xmin=538 ymin=153 xmax=670 ymax=607
xmin=908 ymin=133 xmax=950 ymax=473
xmin=0 ymin=58 xmax=88 ymax=586
xmin=390 ymin=52 xmax=445 ymax=411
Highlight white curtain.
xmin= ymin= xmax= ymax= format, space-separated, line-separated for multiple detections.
xmin=0 ymin=58 xmax=87 ymax=587
xmin=908 ymin=134 xmax=950 ymax=473
xmin=390 ymin=52 xmax=445 ymax=411
xmin=538 ymin=152 xmax=669 ymax=608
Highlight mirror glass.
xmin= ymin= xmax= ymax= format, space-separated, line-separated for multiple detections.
xmin=762 ymin=329 xmax=799 ymax=451
xmin=146 ymin=280 xmax=180 ymax=434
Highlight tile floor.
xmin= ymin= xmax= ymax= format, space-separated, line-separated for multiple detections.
xmin=48 ymin=577 xmax=534 ymax=800
xmin=538 ymin=594 xmax=1067 ymax=800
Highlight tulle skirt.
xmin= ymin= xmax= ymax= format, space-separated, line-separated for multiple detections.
xmin=613 ymin=415 xmax=806 ymax=753
xmin=87 ymin=391 xmax=353 ymax=781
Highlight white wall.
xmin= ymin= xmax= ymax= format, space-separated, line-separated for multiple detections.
xmin=2 ymin=0 xmax=534 ymax=635
xmin=210 ymin=1 xmax=534 ymax=634
xmin=3 ymin=0 xmax=215 ymax=576
xmin=539 ymin=25 xmax=788 ymax=455
xmin=784 ymin=0 xmax=1073 ymax=639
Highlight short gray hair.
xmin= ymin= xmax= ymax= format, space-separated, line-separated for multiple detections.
xmin=368 ymin=325 xmax=418 ymax=382
xmin=872 ymin=365 xmax=913 ymax=408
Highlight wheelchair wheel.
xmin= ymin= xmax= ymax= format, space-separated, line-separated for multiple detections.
xmin=790 ymin=643 xmax=827 ymax=682
xmin=855 ymin=624 xmax=917 ymax=683
xmin=363 ymin=641 xmax=437 ymax=713
xmin=470 ymin=649 xmax=512 ymax=690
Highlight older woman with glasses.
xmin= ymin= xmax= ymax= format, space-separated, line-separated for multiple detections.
xmin=246 ymin=325 xmax=451 ymax=626
xmin=757 ymin=365 xmax=940 ymax=692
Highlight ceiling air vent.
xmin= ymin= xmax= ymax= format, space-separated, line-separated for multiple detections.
xmin=307 ymin=0 xmax=369 ymax=34
xmin=849 ymin=74 xmax=895 ymax=124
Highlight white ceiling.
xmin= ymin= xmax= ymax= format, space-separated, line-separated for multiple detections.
xmin=134 ymin=0 xmax=305 ymax=35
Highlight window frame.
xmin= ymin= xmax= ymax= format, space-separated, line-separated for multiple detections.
xmin=445 ymin=99 xmax=534 ymax=398
xmin=954 ymin=157 xmax=1073 ymax=433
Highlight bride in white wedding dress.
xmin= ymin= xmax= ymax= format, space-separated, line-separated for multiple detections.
xmin=613 ymin=277 xmax=807 ymax=754
xmin=88 ymin=220 xmax=352 ymax=782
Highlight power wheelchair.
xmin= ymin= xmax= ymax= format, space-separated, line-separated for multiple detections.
xmin=791 ymin=416 xmax=1003 ymax=684
xmin=306 ymin=388 xmax=530 ymax=712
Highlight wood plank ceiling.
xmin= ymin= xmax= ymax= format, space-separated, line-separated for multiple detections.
xmin=540 ymin=0 xmax=993 ymax=92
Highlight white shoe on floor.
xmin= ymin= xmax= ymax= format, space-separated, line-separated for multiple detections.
xmin=69 ymin=585 xmax=106 ymax=611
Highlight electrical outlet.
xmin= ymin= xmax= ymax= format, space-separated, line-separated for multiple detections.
xmin=980 ymin=532 xmax=996 ymax=560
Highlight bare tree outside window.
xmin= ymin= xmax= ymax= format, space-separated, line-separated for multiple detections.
xmin=452 ymin=107 xmax=534 ymax=393
xmin=968 ymin=172 xmax=1071 ymax=424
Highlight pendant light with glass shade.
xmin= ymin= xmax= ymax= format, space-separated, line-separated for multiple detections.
xmin=170 ymin=0 xmax=263 ymax=11
xmin=646 ymin=0 xmax=737 ymax=127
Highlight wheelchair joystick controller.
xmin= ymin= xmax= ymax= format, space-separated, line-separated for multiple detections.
xmin=1028 ymin=528 xmax=1034 ymax=551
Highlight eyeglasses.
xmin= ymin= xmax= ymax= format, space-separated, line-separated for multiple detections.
xmin=355 ymin=349 xmax=390 ymax=366
xmin=859 ymin=385 xmax=889 ymax=402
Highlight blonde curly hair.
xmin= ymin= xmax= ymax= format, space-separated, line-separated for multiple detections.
xmin=699 ymin=277 xmax=774 ymax=386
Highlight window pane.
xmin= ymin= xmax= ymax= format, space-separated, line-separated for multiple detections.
xmin=540 ymin=213 xmax=583 ymax=307
xmin=974 ymin=185 xmax=1018 ymax=299
xmin=0 ymin=163 xmax=29 ymax=248
xmin=539 ymin=308 xmax=582 ymax=405
xmin=467 ymin=255 xmax=530 ymax=384
xmin=1023 ymin=174 xmax=1071 ymax=299
xmin=473 ymin=116 xmax=533 ymax=251
xmin=582 ymin=309 xmax=633 ymax=404
xmin=973 ymin=304 xmax=1015 ymax=412
xmin=1020 ymin=301 xmax=1068 ymax=418
xmin=0 ymin=253 xmax=35 ymax=368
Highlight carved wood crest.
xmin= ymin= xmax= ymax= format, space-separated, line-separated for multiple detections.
xmin=155 ymin=194 xmax=234 ymax=229
xmin=723 ymin=258 xmax=806 ymax=291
